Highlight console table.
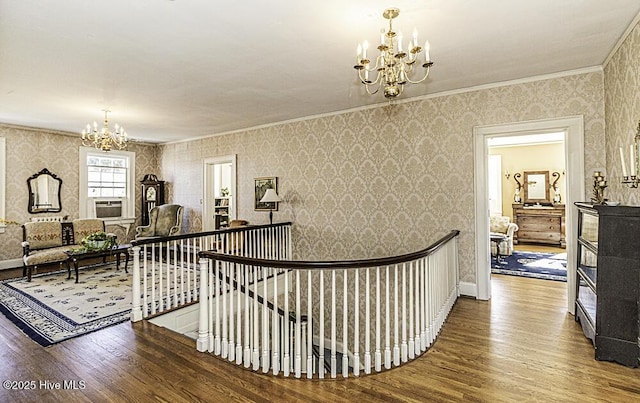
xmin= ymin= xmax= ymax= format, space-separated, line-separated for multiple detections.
xmin=512 ymin=203 xmax=565 ymax=247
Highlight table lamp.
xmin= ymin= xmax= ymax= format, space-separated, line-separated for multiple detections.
xmin=259 ymin=188 xmax=282 ymax=225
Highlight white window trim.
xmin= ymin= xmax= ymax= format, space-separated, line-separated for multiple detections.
xmin=79 ymin=146 xmax=136 ymax=227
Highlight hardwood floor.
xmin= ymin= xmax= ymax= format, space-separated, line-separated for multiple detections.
xmin=1 ymin=275 xmax=638 ymax=402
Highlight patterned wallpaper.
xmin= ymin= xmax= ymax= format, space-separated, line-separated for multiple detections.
xmin=0 ymin=124 xmax=158 ymax=262
xmin=604 ymin=19 xmax=640 ymax=204
xmin=160 ymin=71 xmax=605 ymax=284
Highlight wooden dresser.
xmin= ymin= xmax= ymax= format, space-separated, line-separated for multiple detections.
xmin=512 ymin=203 xmax=565 ymax=247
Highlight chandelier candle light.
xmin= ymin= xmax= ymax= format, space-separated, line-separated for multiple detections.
xmin=354 ymin=8 xmax=434 ymax=99
xmin=81 ymin=110 xmax=128 ymax=152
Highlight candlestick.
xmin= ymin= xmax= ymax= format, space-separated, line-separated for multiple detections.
xmin=620 ymin=147 xmax=628 ymax=177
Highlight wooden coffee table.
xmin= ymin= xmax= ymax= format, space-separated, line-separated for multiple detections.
xmin=65 ymin=244 xmax=131 ymax=283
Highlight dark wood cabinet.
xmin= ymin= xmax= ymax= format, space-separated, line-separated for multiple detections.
xmin=574 ymin=202 xmax=640 ymax=368
xmin=512 ymin=203 xmax=566 ymax=247
xmin=140 ymin=174 xmax=165 ymax=226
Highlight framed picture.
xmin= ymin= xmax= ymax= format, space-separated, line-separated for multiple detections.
xmin=254 ymin=177 xmax=277 ymax=211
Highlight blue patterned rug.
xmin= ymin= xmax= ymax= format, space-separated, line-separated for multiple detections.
xmin=0 ymin=264 xmax=131 ymax=346
xmin=491 ymin=250 xmax=567 ymax=282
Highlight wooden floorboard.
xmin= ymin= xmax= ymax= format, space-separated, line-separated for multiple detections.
xmin=1 ymin=274 xmax=638 ymax=402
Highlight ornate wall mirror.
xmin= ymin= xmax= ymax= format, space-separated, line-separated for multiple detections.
xmin=523 ymin=170 xmax=550 ymax=204
xmin=27 ymin=168 xmax=62 ymax=213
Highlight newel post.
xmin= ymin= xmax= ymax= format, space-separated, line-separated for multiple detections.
xmin=196 ymin=258 xmax=210 ymax=352
xmin=130 ymin=246 xmax=143 ymax=322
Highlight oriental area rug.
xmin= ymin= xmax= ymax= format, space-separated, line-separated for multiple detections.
xmin=491 ymin=250 xmax=567 ymax=282
xmin=0 ymin=264 xmax=131 ymax=346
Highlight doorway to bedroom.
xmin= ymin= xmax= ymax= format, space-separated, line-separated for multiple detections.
xmin=473 ymin=116 xmax=585 ymax=314
xmin=488 ymin=134 xmax=567 ymax=282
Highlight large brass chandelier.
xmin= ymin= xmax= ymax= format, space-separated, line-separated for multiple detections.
xmin=354 ymin=8 xmax=434 ymax=99
xmin=81 ymin=109 xmax=128 ymax=152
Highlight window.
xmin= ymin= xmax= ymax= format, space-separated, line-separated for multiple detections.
xmin=87 ymin=155 xmax=127 ymax=198
xmin=79 ymin=147 xmax=135 ymax=221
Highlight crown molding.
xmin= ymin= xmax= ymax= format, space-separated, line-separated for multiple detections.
xmin=603 ymin=10 xmax=640 ymax=68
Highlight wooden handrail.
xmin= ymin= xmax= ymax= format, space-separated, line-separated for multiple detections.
xmin=130 ymin=221 xmax=293 ymax=247
xmin=199 ymin=230 xmax=459 ymax=269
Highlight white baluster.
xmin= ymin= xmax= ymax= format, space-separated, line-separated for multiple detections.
xmin=353 ymin=268 xmax=360 ymax=377
xmin=408 ymin=260 xmax=414 ymax=360
xmin=244 ymin=264 xmax=251 ymax=368
xmin=228 ymin=262 xmax=235 ymax=362
xmin=222 ymin=261 xmax=228 ymax=359
xmin=401 ymin=262 xmax=407 ymax=362
xmin=172 ymin=241 xmax=178 ymax=308
xmin=252 ymin=264 xmax=260 ymax=371
xmin=284 ymin=268 xmax=290 ymax=377
xmin=179 ymin=239 xmax=184 ymax=306
xmin=142 ymin=245 xmax=149 ymax=318
xmin=131 ymin=246 xmax=142 ymax=322
xmin=384 ymin=265 xmax=391 ymax=369
xmin=393 ymin=263 xmax=400 ymax=366
xmin=214 ymin=259 xmax=221 ymax=355
xmin=364 ymin=267 xmax=371 ymax=374
xmin=414 ymin=259 xmax=421 ymax=356
xmin=331 ymin=269 xmax=337 ymax=379
xmin=342 ymin=268 xmax=349 ymax=378
xmin=420 ymin=257 xmax=427 ymax=350
xmin=236 ymin=263 xmax=243 ymax=365
xmin=152 ymin=245 xmax=158 ymax=314
xmin=375 ymin=267 xmax=381 ymax=372
xmin=307 ymin=270 xmax=313 ymax=379
xmin=319 ymin=270 xmax=325 ymax=379
xmin=208 ymin=261 xmax=214 ymax=352
xmin=272 ymin=267 xmax=279 ymax=375
xmin=295 ymin=270 xmax=301 ymax=378
xmin=262 ymin=261 xmax=269 ymax=373
xmin=166 ymin=241 xmax=171 ymax=311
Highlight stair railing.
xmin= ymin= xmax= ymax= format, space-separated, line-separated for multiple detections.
xmin=129 ymin=222 xmax=292 ymax=322
xmin=196 ymin=230 xmax=460 ymax=379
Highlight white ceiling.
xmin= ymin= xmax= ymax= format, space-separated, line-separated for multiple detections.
xmin=1 ymin=1 xmax=639 ymax=144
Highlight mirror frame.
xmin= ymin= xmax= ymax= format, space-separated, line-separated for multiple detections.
xmin=523 ymin=170 xmax=550 ymax=204
xmin=27 ymin=168 xmax=63 ymax=214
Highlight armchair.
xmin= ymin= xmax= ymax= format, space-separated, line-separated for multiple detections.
xmin=135 ymin=204 xmax=183 ymax=239
xmin=489 ymin=215 xmax=519 ymax=256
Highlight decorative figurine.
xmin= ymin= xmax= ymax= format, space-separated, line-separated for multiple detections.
xmin=591 ymin=171 xmax=607 ymax=204
xmin=513 ymin=173 xmax=522 ymax=203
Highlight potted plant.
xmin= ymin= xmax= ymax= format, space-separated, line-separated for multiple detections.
xmin=80 ymin=231 xmax=117 ymax=252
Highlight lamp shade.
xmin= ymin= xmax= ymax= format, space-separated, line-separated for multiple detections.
xmin=260 ymin=188 xmax=282 ymax=203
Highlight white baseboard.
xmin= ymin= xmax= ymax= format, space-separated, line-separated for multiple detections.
xmin=0 ymin=258 xmax=22 ymax=271
xmin=458 ymin=281 xmax=477 ymax=298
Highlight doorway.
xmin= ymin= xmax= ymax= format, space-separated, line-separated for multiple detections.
xmin=474 ymin=116 xmax=585 ymax=314
xmin=203 ymin=155 xmax=237 ymax=231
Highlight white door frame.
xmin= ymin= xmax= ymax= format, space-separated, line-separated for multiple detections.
xmin=203 ymin=155 xmax=237 ymax=231
xmin=473 ymin=116 xmax=584 ymax=314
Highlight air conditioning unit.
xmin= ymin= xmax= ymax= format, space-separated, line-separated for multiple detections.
xmin=95 ymin=200 xmax=123 ymax=219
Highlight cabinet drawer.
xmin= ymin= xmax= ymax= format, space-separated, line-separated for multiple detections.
xmin=518 ymin=221 xmax=561 ymax=232
xmin=517 ymin=230 xmax=561 ymax=242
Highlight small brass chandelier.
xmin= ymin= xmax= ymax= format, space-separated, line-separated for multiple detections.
xmin=81 ymin=109 xmax=128 ymax=152
xmin=354 ymin=8 xmax=434 ymax=99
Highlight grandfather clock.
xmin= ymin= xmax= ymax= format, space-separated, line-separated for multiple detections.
xmin=140 ymin=174 xmax=165 ymax=226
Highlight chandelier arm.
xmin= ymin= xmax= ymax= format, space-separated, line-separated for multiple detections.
xmin=404 ymin=66 xmax=432 ymax=84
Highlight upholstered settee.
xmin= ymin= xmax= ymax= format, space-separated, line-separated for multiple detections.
xmin=22 ymin=219 xmax=107 ymax=281
xmin=489 ymin=215 xmax=519 ymax=256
